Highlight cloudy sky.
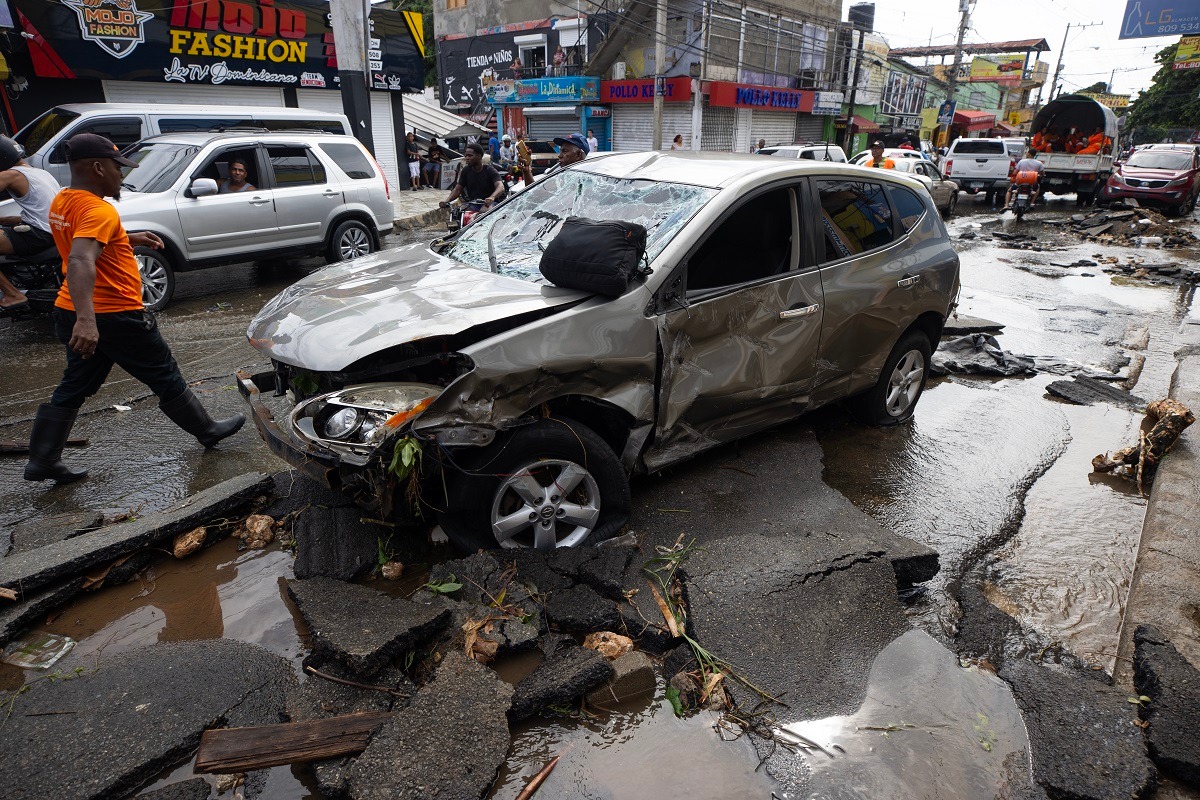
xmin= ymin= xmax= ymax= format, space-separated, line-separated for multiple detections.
xmin=872 ymin=0 xmax=1174 ymax=98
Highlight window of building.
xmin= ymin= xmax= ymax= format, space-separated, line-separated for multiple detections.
xmin=816 ymin=179 xmax=895 ymax=262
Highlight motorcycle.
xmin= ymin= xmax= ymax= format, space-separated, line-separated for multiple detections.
xmin=0 ymin=243 xmax=62 ymax=319
xmin=441 ymin=199 xmax=487 ymax=233
xmin=1010 ymin=171 xmax=1039 ymax=221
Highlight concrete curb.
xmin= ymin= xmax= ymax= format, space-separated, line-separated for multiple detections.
xmin=392 ymin=207 xmax=447 ymax=232
xmin=1114 ymin=334 xmax=1200 ymax=684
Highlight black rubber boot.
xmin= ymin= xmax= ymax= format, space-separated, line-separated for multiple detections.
xmin=160 ymin=389 xmax=246 ymax=448
xmin=23 ymin=404 xmax=88 ymax=484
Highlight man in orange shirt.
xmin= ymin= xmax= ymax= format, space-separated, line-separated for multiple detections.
xmin=865 ymin=141 xmax=896 ymax=169
xmin=24 ymin=133 xmax=244 ymax=484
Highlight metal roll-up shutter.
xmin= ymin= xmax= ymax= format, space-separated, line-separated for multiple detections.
xmin=751 ymin=111 xmax=798 ymax=148
xmin=102 ymin=80 xmax=284 ymax=107
xmin=701 ymin=106 xmax=735 ymax=152
xmin=795 ymin=114 xmax=825 ymax=143
xmin=612 ymin=105 xmax=692 ymax=151
xmin=734 ymin=108 xmax=753 ymax=154
xmin=295 ymin=88 xmax=344 ymax=115
xmin=369 ymin=92 xmax=400 ymax=193
xmin=527 ymin=114 xmax=582 ymax=141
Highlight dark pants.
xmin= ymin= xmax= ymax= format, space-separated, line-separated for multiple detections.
xmin=50 ymin=308 xmax=188 ymax=410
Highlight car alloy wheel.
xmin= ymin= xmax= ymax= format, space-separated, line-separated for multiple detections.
xmin=886 ymin=349 xmax=926 ymax=417
xmin=134 ymin=247 xmax=175 ymax=312
xmin=490 ymin=459 xmax=601 ymax=549
xmin=850 ymin=330 xmax=932 ymax=426
xmin=339 ymin=225 xmax=372 ymax=259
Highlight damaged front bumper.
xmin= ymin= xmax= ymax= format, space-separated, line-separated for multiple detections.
xmin=237 ymin=369 xmax=345 ymax=487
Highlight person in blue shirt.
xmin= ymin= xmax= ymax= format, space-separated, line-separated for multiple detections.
xmin=488 ymin=133 xmax=501 ymax=161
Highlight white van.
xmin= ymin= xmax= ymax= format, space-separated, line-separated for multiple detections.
xmin=14 ymin=103 xmax=352 ymax=185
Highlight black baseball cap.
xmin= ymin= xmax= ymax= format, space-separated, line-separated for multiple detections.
xmin=871 ymin=140 xmax=885 ymax=148
xmin=65 ymin=133 xmax=137 ymax=167
xmin=553 ymin=133 xmax=590 ymax=154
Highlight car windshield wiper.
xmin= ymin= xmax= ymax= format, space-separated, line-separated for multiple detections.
xmin=120 ymin=182 xmax=138 ymax=191
xmin=486 ymin=213 xmax=502 ymax=274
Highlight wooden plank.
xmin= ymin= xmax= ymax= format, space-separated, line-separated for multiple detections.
xmin=0 ymin=439 xmax=88 ymax=455
xmin=194 ymin=711 xmax=392 ymax=773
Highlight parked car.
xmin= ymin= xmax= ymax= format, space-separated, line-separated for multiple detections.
xmin=757 ymin=142 xmax=848 ymax=162
xmin=238 ymin=152 xmax=960 ymax=553
xmin=851 ymin=147 xmax=927 ymax=165
xmin=873 ymin=159 xmax=960 ymax=218
xmin=13 ymin=103 xmax=351 ymax=186
xmin=112 ymin=131 xmax=393 ymax=310
xmin=941 ymin=137 xmax=1014 ymax=204
xmin=1098 ymin=144 xmax=1200 ymax=214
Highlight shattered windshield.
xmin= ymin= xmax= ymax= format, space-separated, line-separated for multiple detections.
xmin=445 ymin=170 xmax=716 ymax=282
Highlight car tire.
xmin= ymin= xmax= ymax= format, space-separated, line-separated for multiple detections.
xmin=135 ymin=246 xmax=175 ymax=312
xmin=942 ymin=192 xmax=957 ymax=220
xmin=850 ymin=330 xmax=932 ymax=427
xmin=326 ymin=219 xmax=375 ymax=264
xmin=438 ymin=417 xmax=631 ymax=553
xmin=1178 ymin=193 xmax=1196 ymax=216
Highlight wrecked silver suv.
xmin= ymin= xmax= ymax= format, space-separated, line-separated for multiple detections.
xmin=240 ymin=152 xmax=960 ymax=552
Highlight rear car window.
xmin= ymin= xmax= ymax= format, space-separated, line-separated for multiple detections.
xmin=951 ymin=141 xmax=1005 ymax=155
xmin=15 ymin=108 xmax=81 ymax=155
xmin=889 ymin=185 xmax=926 ymax=232
xmin=268 ymin=145 xmax=326 ymax=186
xmin=816 ymin=179 xmax=895 ymax=262
xmin=319 ymin=143 xmax=377 ymax=179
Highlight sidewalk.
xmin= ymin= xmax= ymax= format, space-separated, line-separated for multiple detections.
xmin=1114 ymin=308 xmax=1200 ymax=685
xmin=390 ymin=185 xmax=448 ymax=231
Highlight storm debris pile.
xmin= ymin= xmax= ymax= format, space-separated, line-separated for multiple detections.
xmin=1093 ymin=398 xmax=1195 ymax=491
xmin=1065 ymin=206 xmax=1198 ymax=248
xmin=931 ymin=334 xmax=1037 ymax=377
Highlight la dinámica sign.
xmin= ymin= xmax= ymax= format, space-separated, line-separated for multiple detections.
xmin=14 ymin=0 xmax=424 ymax=91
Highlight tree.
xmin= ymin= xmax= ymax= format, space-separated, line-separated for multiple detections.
xmin=1081 ymin=81 xmax=1109 ymax=94
xmin=1127 ymin=43 xmax=1200 ymax=129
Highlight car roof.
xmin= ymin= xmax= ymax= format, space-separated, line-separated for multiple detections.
xmin=574 ymin=150 xmax=925 ymax=190
xmin=47 ymin=103 xmax=346 ymax=119
xmin=137 ymin=131 xmax=355 ymax=146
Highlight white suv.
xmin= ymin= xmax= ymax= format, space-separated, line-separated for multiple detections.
xmin=942 ymin=137 xmax=1014 ymax=204
xmin=116 ymin=131 xmax=394 ymax=310
xmin=756 ymin=142 xmax=848 ymax=162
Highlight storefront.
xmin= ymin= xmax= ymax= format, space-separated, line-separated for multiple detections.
xmin=952 ymin=110 xmax=997 ymax=139
xmin=708 ymin=82 xmax=816 ymax=152
xmin=486 ymin=76 xmax=599 ymax=143
xmin=834 ymin=113 xmax=880 ymax=155
xmin=9 ymin=0 xmax=423 ymax=187
xmin=601 ymin=77 xmax=693 ymax=150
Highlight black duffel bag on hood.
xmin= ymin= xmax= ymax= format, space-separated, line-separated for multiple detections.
xmin=538 ymin=217 xmax=648 ymax=297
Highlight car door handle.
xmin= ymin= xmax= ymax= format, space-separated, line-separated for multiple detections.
xmin=897 ymin=274 xmax=922 ymax=288
xmin=322 ymin=189 xmax=339 ymax=197
xmin=248 ymin=197 xmax=271 ymax=206
xmin=779 ymin=304 xmax=819 ymax=320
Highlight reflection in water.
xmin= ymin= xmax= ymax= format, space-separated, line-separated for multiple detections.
xmin=489 ymin=683 xmax=773 ymax=799
xmin=777 ymin=630 xmax=1034 ymax=800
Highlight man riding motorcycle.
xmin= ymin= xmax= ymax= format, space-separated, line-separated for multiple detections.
xmin=1005 ymin=148 xmax=1044 ymax=211
xmin=0 ymin=135 xmax=62 ymax=315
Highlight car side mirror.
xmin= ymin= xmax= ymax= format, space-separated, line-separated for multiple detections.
xmin=188 ymin=178 xmax=219 ymax=198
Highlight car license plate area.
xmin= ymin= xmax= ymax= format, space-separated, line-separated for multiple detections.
xmin=969 ymin=181 xmax=984 ymax=189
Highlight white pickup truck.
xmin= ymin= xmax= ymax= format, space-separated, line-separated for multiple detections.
xmin=1031 ymin=94 xmax=1118 ymax=206
xmin=942 ymin=138 xmax=1013 ymax=205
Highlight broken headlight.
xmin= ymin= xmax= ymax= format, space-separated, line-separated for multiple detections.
xmin=289 ymin=383 xmax=440 ymax=465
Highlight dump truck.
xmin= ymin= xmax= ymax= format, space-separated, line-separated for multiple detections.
xmin=1030 ymin=94 xmax=1119 ymax=206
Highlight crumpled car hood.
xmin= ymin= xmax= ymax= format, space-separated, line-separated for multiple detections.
xmin=246 ymin=243 xmax=588 ymax=372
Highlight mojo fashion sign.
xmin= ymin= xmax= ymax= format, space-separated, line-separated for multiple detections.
xmin=14 ymin=0 xmax=424 ymax=90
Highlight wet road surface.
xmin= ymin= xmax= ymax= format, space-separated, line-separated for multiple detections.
xmin=2 ymin=196 xmax=1196 ymax=797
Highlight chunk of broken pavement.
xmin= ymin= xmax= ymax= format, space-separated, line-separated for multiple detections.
xmin=510 ymin=644 xmax=615 ymax=721
xmin=287 ymin=577 xmax=450 ymax=677
xmin=1134 ymin=624 xmax=1200 ymax=788
xmin=346 ymin=650 xmax=512 ymax=800
xmin=291 ymin=505 xmax=379 ymax=581
xmin=543 ymin=583 xmax=621 ymax=634
xmin=586 ymin=651 xmax=657 ymax=707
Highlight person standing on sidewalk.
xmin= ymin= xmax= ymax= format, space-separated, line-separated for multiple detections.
xmin=24 ymin=133 xmax=244 ymax=484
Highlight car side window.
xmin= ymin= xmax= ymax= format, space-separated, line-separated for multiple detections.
xmin=686 ymin=187 xmax=795 ymax=294
xmin=267 ymin=145 xmax=325 ymax=187
xmin=51 ymin=118 xmax=143 ymax=163
xmin=889 ymin=185 xmax=926 ymax=233
xmin=194 ymin=148 xmax=260 ymax=189
xmin=318 ymin=143 xmax=377 ymax=179
xmin=816 ymin=179 xmax=895 ymax=262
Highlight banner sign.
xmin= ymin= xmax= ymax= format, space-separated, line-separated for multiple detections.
xmin=1121 ymin=0 xmax=1200 ymax=38
xmin=881 ymin=71 xmax=927 ymax=117
xmin=936 ymin=99 xmax=956 ymax=127
xmin=1174 ymin=35 xmax=1200 ymax=68
xmin=600 ymin=77 xmax=691 ymax=103
xmin=967 ymin=55 xmax=1027 ymax=84
xmin=708 ymin=82 xmax=814 ymax=112
xmin=14 ymin=0 xmax=424 ymax=90
xmin=811 ymin=90 xmax=844 ymax=114
xmin=484 ymin=76 xmax=598 ymax=104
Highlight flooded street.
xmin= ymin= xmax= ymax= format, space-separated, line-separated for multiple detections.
xmin=2 ymin=196 xmax=1196 ymax=798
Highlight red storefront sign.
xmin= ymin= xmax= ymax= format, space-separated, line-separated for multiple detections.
xmin=600 ymin=76 xmax=692 ymax=103
xmin=708 ymin=81 xmax=814 ymax=112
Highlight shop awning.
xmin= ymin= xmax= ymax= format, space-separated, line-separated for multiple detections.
xmin=402 ymin=96 xmax=490 ymax=139
xmin=835 ymin=115 xmax=880 ymax=133
xmin=954 ymin=110 xmax=996 ymax=132
xmin=993 ymin=121 xmax=1020 ymax=134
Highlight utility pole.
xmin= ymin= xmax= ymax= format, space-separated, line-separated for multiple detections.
xmin=651 ymin=0 xmax=668 ymax=151
xmin=841 ymin=23 xmax=865 ymax=154
xmin=936 ymin=0 xmax=972 ymax=149
xmin=330 ymin=0 xmax=375 ymax=155
xmin=1050 ymin=20 xmax=1101 ymax=101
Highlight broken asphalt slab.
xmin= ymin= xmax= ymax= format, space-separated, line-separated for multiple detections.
xmin=1134 ymin=625 xmax=1200 ymax=788
xmin=0 ymin=576 xmax=84 ymax=647
xmin=942 ymin=314 xmax=1006 ymax=336
xmin=8 ymin=510 xmax=105 ymax=555
xmin=0 ymin=472 xmax=272 ymax=599
xmin=346 ymin=650 xmax=512 ymax=800
xmin=287 ymin=577 xmax=451 ymax=677
xmin=509 ymin=643 xmax=615 ymax=721
xmin=1046 ymin=375 xmax=1146 ymax=409
xmin=0 ymin=640 xmax=294 ymax=800
xmin=1002 ymin=659 xmax=1157 ymax=800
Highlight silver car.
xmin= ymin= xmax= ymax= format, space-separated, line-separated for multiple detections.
xmin=114 ymin=131 xmax=394 ymax=310
xmin=239 ymin=152 xmax=960 ymax=552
